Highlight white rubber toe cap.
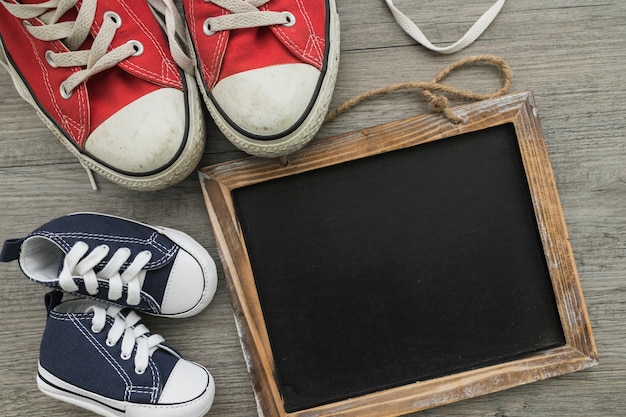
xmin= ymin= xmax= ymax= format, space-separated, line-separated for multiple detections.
xmin=158 ymin=226 xmax=218 ymax=317
xmin=85 ymin=88 xmax=186 ymax=174
xmin=159 ymin=360 xmax=213 ymax=405
xmin=211 ymin=63 xmax=321 ymax=137
xmin=161 ymin=250 xmax=206 ymax=316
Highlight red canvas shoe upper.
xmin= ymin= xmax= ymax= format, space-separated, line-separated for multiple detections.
xmin=0 ymin=0 xmax=183 ymax=150
xmin=185 ymin=0 xmax=327 ymax=89
xmin=183 ymin=0 xmax=337 ymax=151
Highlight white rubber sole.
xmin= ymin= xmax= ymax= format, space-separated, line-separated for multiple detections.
xmin=196 ymin=0 xmax=341 ymax=158
xmin=37 ymin=363 xmax=215 ymax=417
xmin=0 ymin=42 xmax=205 ymax=191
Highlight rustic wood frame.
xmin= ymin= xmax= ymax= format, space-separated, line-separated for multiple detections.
xmin=199 ymin=91 xmax=598 ymax=417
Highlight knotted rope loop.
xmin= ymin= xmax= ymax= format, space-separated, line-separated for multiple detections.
xmin=426 ymin=95 xmax=464 ymax=124
xmin=325 ymin=55 xmax=513 ymax=125
xmin=427 ymin=95 xmax=449 ymax=112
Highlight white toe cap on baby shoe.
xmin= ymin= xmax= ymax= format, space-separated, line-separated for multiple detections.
xmin=159 ymin=227 xmax=218 ymax=317
xmin=159 ymin=360 xmax=214 ymax=405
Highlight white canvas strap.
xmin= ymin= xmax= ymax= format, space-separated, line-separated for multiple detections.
xmin=384 ymin=0 xmax=506 ymax=54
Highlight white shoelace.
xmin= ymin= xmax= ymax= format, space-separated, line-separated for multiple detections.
xmin=201 ymin=0 xmax=293 ymax=35
xmin=384 ymin=0 xmax=506 ymax=54
xmin=59 ymin=241 xmax=152 ymax=306
xmin=146 ymin=0 xmax=195 ymax=73
xmin=2 ymin=0 xmax=142 ymax=98
xmin=89 ymin=304 xmax=165 ymax=374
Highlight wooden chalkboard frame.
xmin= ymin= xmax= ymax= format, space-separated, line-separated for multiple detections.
xmin=199 ymin=91 xmax=597 ymax=417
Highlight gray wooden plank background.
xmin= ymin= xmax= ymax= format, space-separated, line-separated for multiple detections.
xmin=1 ymin=1 xmax=624 ymax=416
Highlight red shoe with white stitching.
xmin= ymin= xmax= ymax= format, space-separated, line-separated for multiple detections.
xmin=0 ymin=0 xmax=205 ymax=190
xmin=183 ymin=0 xmax=340 ymax=158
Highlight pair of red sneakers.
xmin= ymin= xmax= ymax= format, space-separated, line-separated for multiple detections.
xmin=0 ymin=0 xmax=340 ymax=190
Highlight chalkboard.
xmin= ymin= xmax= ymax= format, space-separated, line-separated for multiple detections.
xmin=200 ymin=92 xmax=597 ymax=417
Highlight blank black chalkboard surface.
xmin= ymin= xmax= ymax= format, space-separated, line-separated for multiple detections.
xmin=200 ymin=92 xmax=597 ymax=417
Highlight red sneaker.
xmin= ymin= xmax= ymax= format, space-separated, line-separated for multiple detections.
xmin=0 ymin=0 xmax=205 ymax=190
xmin=183 ymin=0 xmax=340 ymax=158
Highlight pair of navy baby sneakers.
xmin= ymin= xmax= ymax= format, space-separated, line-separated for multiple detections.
xmin=0 ymin=212 xmax=218 ymax=417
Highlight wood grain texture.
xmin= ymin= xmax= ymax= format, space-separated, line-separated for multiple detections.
xmin=1 ymin=1 xmax=625 ymax=416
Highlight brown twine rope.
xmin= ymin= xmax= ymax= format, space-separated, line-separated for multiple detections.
xmin=324 ymin=54 xmax=513 ymax=125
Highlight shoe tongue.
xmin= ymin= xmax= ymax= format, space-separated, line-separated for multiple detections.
xmin=20 ymin=0 xmax=93 ymax=51
xmin=54 ymin=297 xmax=103 ymax=314
xmin=20 ymin=0 xmax=79 ymax=20
xmin=19 ymin=0 xmax=58 ymax=4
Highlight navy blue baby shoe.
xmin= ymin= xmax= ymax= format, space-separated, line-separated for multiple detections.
xmin=0 ymin=213 xmax=217 ymax=318
xmin=38 ymin=291 xmax=215 ymax=417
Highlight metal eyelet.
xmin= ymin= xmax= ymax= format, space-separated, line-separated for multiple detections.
xmin=135 ymin=367 xmax=146 ymax=375
xmin=59 ymin=84 xmax=73 ymax=100
xmin=120 ymin=352 xmax=131 ymax=360
xmin=126 ymin=40 xmax=144 ymax=56
xmin=283 ymin=12 xmax=296 ymax=27
xmin=203 ymin=19 xmax=216 ymax=36
xmin=105 ymin=338 xmax=116 ymax=347
xmin=45 ymin=50 xmax=58 ymax=68
xmin=104 ymin=11 xmax=122 ymax=28
xmin=91 ymin=325 xmax=102 ymax=333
